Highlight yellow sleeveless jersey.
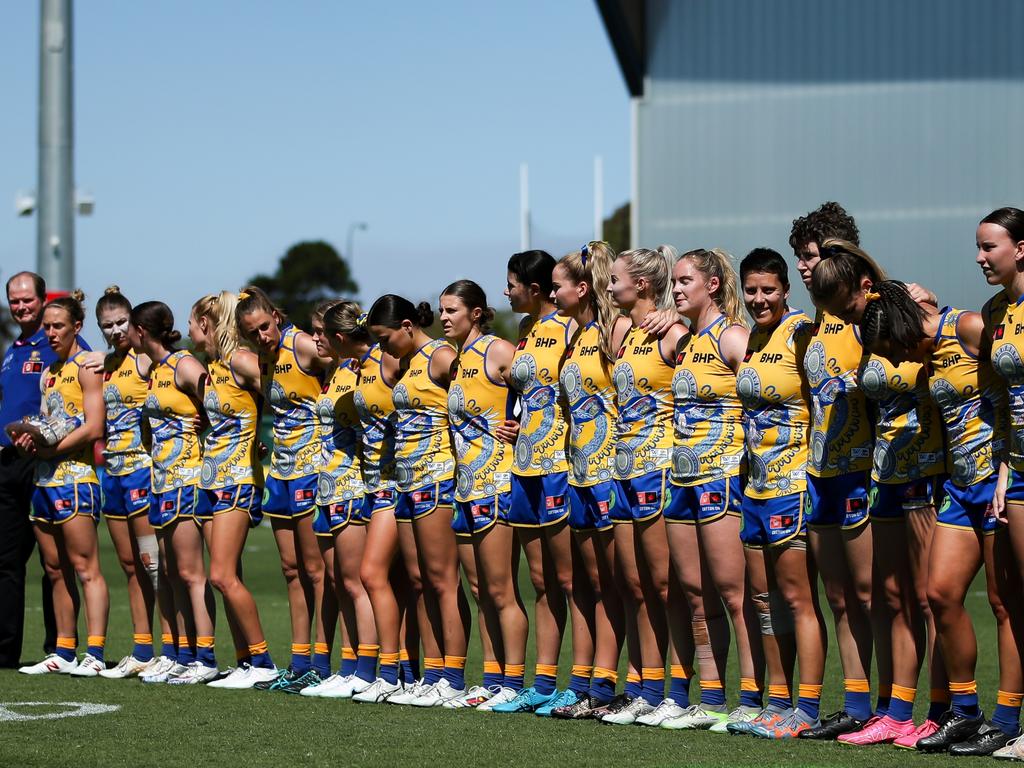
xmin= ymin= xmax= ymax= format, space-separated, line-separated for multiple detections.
xmin=316 ymin=359 xmax=364 ymax=505
xmin=262 ymin=325 xmax=322 ymax=481
xmin=985 ymin=290 xmax=1024 ymax=472
xmin=102 ymin=350 xmax=151 ymax=476
xmin=201 ymin=357 xmax=263 ymax=490
xmin=560 ymin=322 xmax=616 ymax=487
xmin=36 ymin=351 xmax=98 ymax=487
xmin=144 ymin=350 xmax=203 ymax=493
xmin=613 ymin=325 xmax=675 ymax=480
xmin=354 ymin=344 xmax=396 ymax=495
xmin=510 ymin=312 xmax=572 ymax=476
xmin=930 ymin=307 xmax=1003 ymax=487
xmin=736 ymin=310 xmax=813 ymax=499
xmin=671 ymin=315 xmax=745 ymax=486
xmin=859 ymin=356 xmax=945 ymax=483
xmin=392 ymin=338 xmax=455 ymax=492
xmin=448 ymin=334 xmax=513 ymax=502
xmin=803 ymin=312 xmax=874 ymax=477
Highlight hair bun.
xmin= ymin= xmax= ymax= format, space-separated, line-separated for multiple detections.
xmin=481 ymin=307 xmax=496 ymax=325
xmin=415 ymin=301 xmax=435 ymax=328
xmin=104 ymin=285 xmax=122 ymax=296
xmin=165 ymin=329 xmax=182 ymax=345
xmin=69 ymin=288 xmax=85 ymax=303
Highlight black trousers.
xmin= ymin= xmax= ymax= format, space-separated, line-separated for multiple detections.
xmin=0 ymin=446 xmax=56 ymax=667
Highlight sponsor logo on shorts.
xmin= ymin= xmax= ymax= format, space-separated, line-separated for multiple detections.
xmin=162 ymin=500 xmax=175 ymax=512
xmin=54 ymin=498 xmax=72 ymax=511
xmin=412 ymin=490 xmax=433 ymax=503
xmin=597 ymin=500 xmax=610 ymax=515
xmin=471 ymin=504 xmax=491 ymax=518
xmin=129 ymin=488 xmax=149 ymax=501
xmin=545 ymin=494 xmax=565 ymax=510
xmin=636 ymin=491 xmax=659 ymax=505
xmin=700 ymin=491 xmax=723 ymax=508
xmin=902 ymin=482 xmax=927 ymax=500
xmin=294 ymin=488 xmax=314 ymax=502
xmin=217 ymin=490 xmax=234 ymax=502
xmin=770 ymin=514 xmax=794 ymax=530
xmin=845 ymin=497 xmax=866 ymax=512
xmin=375 ymin=490 xmax=394 ymax=501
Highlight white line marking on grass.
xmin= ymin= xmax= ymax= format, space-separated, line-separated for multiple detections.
xmin=0 ymin=702 xmax=120 ymax=722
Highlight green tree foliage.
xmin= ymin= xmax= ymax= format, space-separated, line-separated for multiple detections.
xmin=602 ymin=201 xmax=630 ymax=254
xmin=248 ymin=240 xmax=359 ymax=332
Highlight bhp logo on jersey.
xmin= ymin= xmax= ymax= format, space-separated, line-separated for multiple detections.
xmin=545 ymin=495 xmax=565 ymax=509
xmin=294 ymin=488 xmax=314 ymax=502
xmin=770 ymin=514 xmax=794 ymax=530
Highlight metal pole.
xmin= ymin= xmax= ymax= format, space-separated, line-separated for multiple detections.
xmin=593 ymin=154 xmax=604 ymax=242
xmin=37 ymin=0 xmax=75 ymax=293
xmin=519 ymin=163 xmax=530 ymax=252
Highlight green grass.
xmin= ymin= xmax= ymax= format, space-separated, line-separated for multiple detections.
xmin=0 ymin=523 xmax=1000 ymax=767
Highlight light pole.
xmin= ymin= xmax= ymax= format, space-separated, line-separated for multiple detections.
xmin=346 ymin=221 xmax=368 ymax=269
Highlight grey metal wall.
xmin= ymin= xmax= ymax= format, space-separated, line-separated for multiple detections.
xmin=636 ymin=0 xmax=1024 ymax=312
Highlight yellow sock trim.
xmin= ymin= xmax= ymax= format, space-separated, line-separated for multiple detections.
xmin=891 ymin=684 xmax=916 ymax=703
xmin=379 ymin=652 xmax=400 ymax=666
xmin=535 ymin=663 xmax=558 ymax=678
xmin=570 ymin=664 xmax=593 ymax=678
xmin=56 ymin=636 xmax=76 ymax=650
xmin=342 ymin=646 xmax=358 ymax=660
xmin=483 ymin=660 xmax=503 ymax=675
xmin=505 ymin=663 xmax=525 ymax=677
xmin=314 ymin=642 xmax=329 ymax=655
xmin=87 ymin=635 xmax=106 ymax=648
xmin=768 ymin=684 xmax=790 ymax=697
xmin=399 ymin=648 xmax=411 ymax=662
xmin=798 ymin=683 xmax=823 ymax=698
xmin=702 ymin=679 xmax=724 ymax=690
xmin=196 ymin=636 xmax=214 ymax=649
xmin=162 ymin=633 xmax=174 ymax=645
xmin=931 ymin=687 xmax=951 ymax=704
xmin=444 ymin=655 xmax=467 ymax=670
xmin=248 ymin=641 xmax=268 ymax=655
xmin=844 ymin=678 xmax=870 ymax=693
xmin=949 ymin=680 xmax=978 ymax=695
xmin=133 ymin=633 xmax=153 ymax=645
xmin=670 ymin=663 xmax=695 ymax=679
xmin=740 ymin=677 xmax=760 ymax=692
xmin=998 ymin=690 xmax=1024 ymax=707
xmin=357 ymin=644 xmax=379 ymax=657
xmin=641 ymin=666 xmax=666 ymax=680
xmin=626 ymin=671 xmax=642 ymax=684
xmin=291 ymin=643 xmax=311 ymax=656
xmin=593 ymin=666 xmax=618 ymax=682
xmin=424 ymin=657 xmax=444 ymax=670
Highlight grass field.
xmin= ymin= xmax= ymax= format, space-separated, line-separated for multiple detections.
xmin=0 ymin=522 xmax=1002 ymax=768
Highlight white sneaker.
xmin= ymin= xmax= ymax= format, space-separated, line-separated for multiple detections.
xmin=352 ymin=677 xmax=403 ymax=703
xmin=995 ymin=734 xmax=1024 ymax=761
xmin=660 ymin=703 xmax=728 ymax=730
xmin=636 ymin=697 xmax=687 ymax=726
xmin=602 ymin=696 xmax=655 ymax=725
xmin=143 ymin=660 xmax=187 ymax=684
xmin=244 ymin=665 xmax=281 ymax=688
xmin=207 ymin=664 xmax=258 ymax=689
xmin=443 ymin=684 xmax=497 ymax=709
xmin=476 ymin=686 xmax=519 ymax=711
xmin=99 ymin=655 xmax=151 ymax=679
xmin=708 ymin=704 xmax=762 ymax=733
xmin=300 ymin=673 xmax=348 ymax=697
xmin=18 ymin=653 xmax=78 ymax=675
xmin=411 ymin=679 xmax=464 ymax=707
xmin=138 ymin=655 xmax=174 ymax=680
xmin=386 ymin=678 xmax=430 ymax=705
xmin=167 ymin=661 xmax=220 ymax=685
xmin=68 ymin=653 xmax=106 ymax=677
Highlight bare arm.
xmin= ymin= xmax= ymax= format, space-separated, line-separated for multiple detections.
xmin=719 ymin=324 xmax=751 ymax=373
xmin=294 ymin=329 xmax=334 ymax=373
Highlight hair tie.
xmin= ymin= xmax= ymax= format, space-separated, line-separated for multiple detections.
xmin=864 ymin=290 xmax=881 ymax=303
xmin=356 ymin=312 xmax=368 ymax=328
xmin=580 ymin=244 xmax=589 ymax=267
xmin=237 ymin=291 xmax=250 ymax=301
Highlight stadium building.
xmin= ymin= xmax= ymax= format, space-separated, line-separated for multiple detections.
xmin=597 ymin=0 xmax=1024 ymax=309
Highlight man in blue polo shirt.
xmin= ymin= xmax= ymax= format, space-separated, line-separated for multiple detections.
xmin=0 ymin=271 xmax=61 ymax=667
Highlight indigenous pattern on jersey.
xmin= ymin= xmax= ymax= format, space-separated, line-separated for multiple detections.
xmin=262 ymin=325 xmax=322 ymax=481
xmin=612 ymin=325 xmax=674 ymax=480
xmin=929 ymin=307 xmax=1003 ymax=487
xmin=672 ymin=315 xmax=745 ymax=486
xmin=560 ymin=322 xmax=616 ymax=487
xmin=736 ymin=311 xmax=814 ymax=499
xmin=985 ymin=290 xmax=1024 ymax=472
xmin=201 ymin=357 xmax=263 ymax=490
xmin=316 ymin=359 xmax=364 ymax=505
xmin=392 ymin=338 xmax=455 ymax=492
xmin=509 ymin=312 xmax=572 ymax=476
xmin=448 ymin=334 xmax=512 ymax=502
xmin=101 ymin=350 xmax=151 ymax=476
xmin=858 ymin=356 xmax=944 ymax=484
xmin=354 ymin=344 xmax=396 ymax=495
xmin=144 ymin=350 xmax=202 ymax=494
xmin=803 ymin=312 xmax=873 ymax=477
xmin=35 ymin=351 xmax=98 ymax=487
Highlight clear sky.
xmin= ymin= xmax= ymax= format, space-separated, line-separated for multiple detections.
xmin=0 ymin=1 xmax=630 ymax=346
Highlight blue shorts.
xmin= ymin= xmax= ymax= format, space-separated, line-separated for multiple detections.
xmin=1005 ymin=468 xmax=1024 ymax=504
xmin=869 ymin=477 xmax=941 ymax=520
xmin=567 ymin=481 xmax=615 ymax=531
xmin=613 ymin=469 xmax=671 ymax=523
xmin=739 ymin=492 xmax=807 ymax=548
xmin=937 ymin=476 xmax=999 ymax=534
xmin=31 ymin=482 xmax=101 ymax=525
xmin=452 ymin=492 xmax=511 ymax=536
xmin=364 ymin=488 xmax=397 ymax=517
xmin=508 ymin=472 xmax=570 ymax=528
xmin=313 ymin=497 xmax=369 ymax=536
xmin=395 ymin=479 xmax=455 ymax=522
xmin=807 ymin=472 xmax=870 ymax=530
xmin=101 ymin=467 xmax=151 ymax=519
xmin=149 ymin=484 xmax=208 ymax=529
xmin=264 ymin=475 xmax=318 ymax=520
xmin=199 ymin=485 xmax=263 ymax=527
xmin=665 ymin=476 xmax=743 ymax=524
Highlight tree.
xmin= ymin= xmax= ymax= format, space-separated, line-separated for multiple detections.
xmin=247 ymin=240 xmax=358 ymax=332
xmin=602 ymin=201 xmax=630 ymax=254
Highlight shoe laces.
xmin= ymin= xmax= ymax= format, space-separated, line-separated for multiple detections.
xmin=651 ymin=698 xmax=679 ymax=716
xmin=624 ymin=697 xmax=652 ymax=715
xmin=547 ymin=689 xmax=577 ymax=709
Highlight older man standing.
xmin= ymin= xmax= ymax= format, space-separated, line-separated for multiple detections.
xmin=0 ymin=271 xmax=61 ymax=667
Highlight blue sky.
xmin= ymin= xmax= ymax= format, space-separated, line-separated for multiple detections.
xmin=0 ymin=1 xmax=629 ymax=345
